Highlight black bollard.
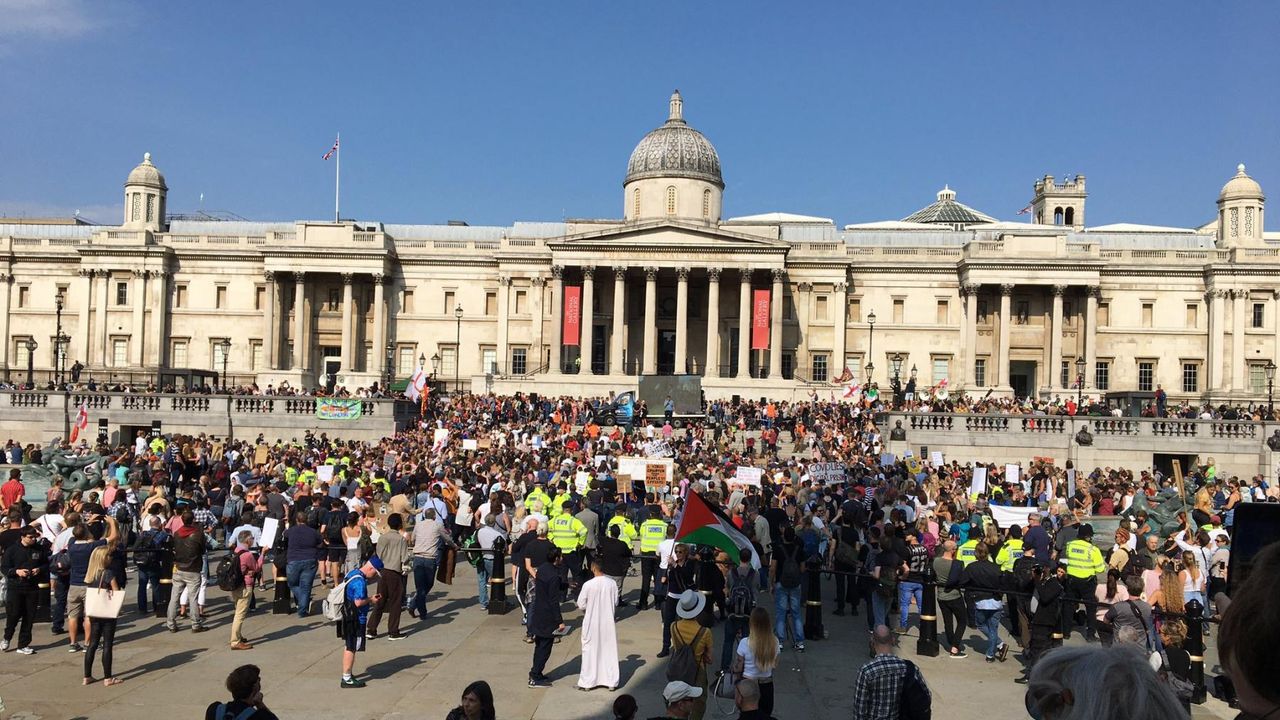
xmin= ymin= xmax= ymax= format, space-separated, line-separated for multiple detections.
xmin=35 ymin=574 xmax=51 ymax=623
xmin=272 ymin=551 xmax=291 ymax=614
xmin=153 ymin=549 xmax=173 ymax=619
xmin=916 ymin=567 xmax=939 ymax=657
xmin=488 ymin=538 xmax=509 ymax=615
xmin=804 ymin=564 xmax=824 ymax=641
xmin=1183 ymin=599 xmax=1207 ymax=704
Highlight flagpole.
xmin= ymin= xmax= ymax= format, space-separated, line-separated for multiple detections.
xmin=334 ymin=131 xmax=341 ymax=223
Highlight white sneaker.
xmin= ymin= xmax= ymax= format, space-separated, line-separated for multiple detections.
xmin=0 ymin=639 xmax=9 ymax=651
xmin=16 ymin=647 xmax=35 ymax=655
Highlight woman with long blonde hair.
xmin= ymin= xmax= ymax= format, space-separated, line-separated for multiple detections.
xmin=83 ymin=545 xmax=122 ymax=687
xmin=733 ymin=606 xmax=780 ymax=717
xmin=1180 ymin=550 xmax=1207 ymax=627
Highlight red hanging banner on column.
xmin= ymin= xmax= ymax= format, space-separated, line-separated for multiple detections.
xmin=563 ymin=285 xmax=582 ymax=346
xmin=751 ymin=289 xmax=771 ymax=350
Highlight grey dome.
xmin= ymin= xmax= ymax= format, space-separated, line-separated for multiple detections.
xmin=624 ymin=91 xmax=723 ymax=188
xmin=125 ymin=152 xmax=167 ymax=190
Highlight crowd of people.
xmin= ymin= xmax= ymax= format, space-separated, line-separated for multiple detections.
xmin=0 ymin=389 xmax=1277 ymax=718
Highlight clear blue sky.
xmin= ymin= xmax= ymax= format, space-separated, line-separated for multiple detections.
xmin=2 ymin=1 xmax=1277 ymax=229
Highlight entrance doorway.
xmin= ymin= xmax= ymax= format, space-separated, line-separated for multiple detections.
xmin=322 ymin=346 xmax=341 ymax=392
xmin=1010 ymin=360 xmax=1037 ymax=399
xmin=1153 ymin=453 xmax=1199 ymax=480
xmin=657 ymin=331 xmax=676 ymax=375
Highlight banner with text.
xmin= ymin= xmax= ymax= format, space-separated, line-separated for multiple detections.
xmin=751 ymin=289 xmax=771 ymax=350
xmin=563 ymin=285 xmax=582 ymax=346
xmin=316 ymin=398 xmax=363 ymax=420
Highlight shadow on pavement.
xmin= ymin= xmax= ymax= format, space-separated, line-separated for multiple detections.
xmin=116 ymin=648 xmax=206 ymax=681
xmin=364 ymin=652 xmax=443 ymax=679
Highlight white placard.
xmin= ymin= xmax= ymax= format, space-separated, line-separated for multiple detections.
xmin=462 ymin=438 xmax=478 ymax=451
xmin=575 ymin=471 xmax=590 ymax=494
xmin=734 ymin=466 xmax=764 ymax=486
xmin=259 ymin=517 xmax=280 ymax=551
xmin=970 ymin=467 xmax=987 ymax=497
xmin=617 ymin=456 xmax=648 ymax=480
xmin=317 ymin=465 xmax=335 ymax=483
xmin=1066 ymin=469 xmax=1077 ymax=497
xmin=930 ymin=451 xmax=944 ymax=466
xmin=1005 ymin=464 xmax=1021 ymax=486
xmin=990 ymin=505 xmax=1040 ymax=531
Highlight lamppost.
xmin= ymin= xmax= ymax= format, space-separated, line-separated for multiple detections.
xmin=219 ymin=338 xmax=232 ymax=393
xmin=23 ymin=338 xmax=37 ymax=388
xmin=866 ymin=309 xmax=876 ymax=382
xmin=891 ymin=352 xmax=903 ymax=406
xmin=384 ymin=340 xmax=395 ymax=390
xmin=453 ymin=304 xmax=463 ymax=395
xmin=1075 ymin=356 xmax=1087 ymax=408
xmin=1266 ymin=359 xmax=1277 ymax=415
xmin=57 ymin=330 xmax=71 ymax=442
xmin=54 ymin=290 xmax=65 ymax=384
xmin=865 ymin=362 xmax=875 ymax=385
xmin=429 ymin=351 xmax=439 ymax=392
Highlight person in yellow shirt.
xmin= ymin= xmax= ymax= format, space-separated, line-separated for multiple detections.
xmin=1062 ymin=524 xmax=1106 ymax=642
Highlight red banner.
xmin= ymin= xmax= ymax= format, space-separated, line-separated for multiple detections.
xmin=563 ymin=285 xmax=582 ymax=346
xmin=751 ymin=289 xmax=770 ymax=350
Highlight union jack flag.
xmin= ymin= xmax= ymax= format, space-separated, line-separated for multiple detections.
xmin=322 ymin=137 xmax=339 ymax=160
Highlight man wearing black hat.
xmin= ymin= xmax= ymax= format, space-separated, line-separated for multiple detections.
xmin=1 ymin=526 xmax=48 ymax=654
xmin=1061 ymin=523 xmax=1105 ymax=642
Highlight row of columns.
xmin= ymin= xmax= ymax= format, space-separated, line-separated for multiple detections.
xmin=959 ymin=283 xmax=1100 ymax=390
xmin=1206 ymin=288 xmax=1280 ymax=392
xmin=72 ymin=269 xmax=169 ymax=368
xmin=262 ymin=271 xmax=387 ymax=375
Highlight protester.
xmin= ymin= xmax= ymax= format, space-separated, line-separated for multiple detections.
xmin=528 ymin=546 xmax=565 ymax=688
xmin=229 ymin=529 xmax=266 ymax=650
xmin=339 ymin=555 xmax=383 ymax=688
xmin=852 ymin=624 xmax=930 ymax=720
xmin=205 ymin=664 xmax=278 ymax=720
xmin=1024 ymin=644 xmax=1185 ymax=720
xmin=576 ymin=558 xmax=620 ymax=691
xmin=366 ymin=512 xmax=408 ymax=641
xmin=647 ymin=681 xmax=703 ymax=720
xmin=669 ymin=589 xmax=712 ymax=720
xmin=613 ymin=693 xmax=639 ymax=720
xmin=445 ymin=679 xmax=497 ymax=720
xmin=1 ymin=526 xmax=46 ymax=654
xmin=283 ymin=510 xmax=323 ymax=618
xmin=733 ymin=607 xmax=779 ymax=717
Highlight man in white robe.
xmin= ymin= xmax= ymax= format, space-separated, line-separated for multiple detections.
xmin=575 ymin=559 xmax=620 ymax=690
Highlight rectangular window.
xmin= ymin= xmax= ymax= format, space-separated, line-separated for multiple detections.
xmin=892 ymin=299 xmax=904 ymax=324
xmin=515 ymin=290 xmax=527 ymax=315
xmin=175 ymin=284 xmax=188 ymax=308
xmin=17 ymin=285 xmax=30 ymax=308
xmin=485 ymin=292 xmax=497 ymax=316
xmin=1138 ymin=361 xmax=1155 ymax=392
xmin=1096 ymin=361 xmax=1111 ymax=390
xmin=1014 ymin=300 xmax=1030 ymax=325
xmin=112 ymin=338 xmax=127 ymax=366
xmin=812 ymin=353 xmax=828 ymax=382
xmin=1061 ymin=361 xmax=1070 ymax=388
xmin=14 ymin=339 xmax=32 ymax=367
xmin=116 ymin=281 xmax=128 ymax=306
xmin=402 ymin=289 xmax=415 ymax=314
xmin=251 ymin=341 xmax=263 ymax=371
xmin=444 ymin=291 xmax=455 ymax=315
xmin=364 ymin=343 xmax=373 ymax=373
xmin=171 ymin=340 xmax=188 ymax=367
xmin=781 ymin=352 xmax=795 ymax=379
xmin=397 ymin=347 xmax=416 ymax=376
xmin=848 ymin=297 xmax=860 ymax=323
xmin=1098 ymin=302 xmax=1110 ymax=327
xmin=931 ymin=357 xmax=949 ymax=384
xmin=1250 ymin=364 xmax=1267 ymax=393
xmin=512 ymin=347 xmax=528 ymax=375
xmin=441 ymin=346 xmax=457 ymax=378
xmin=974 ymin=358 xmax=987 ymax=387
xmin=936 ymin=300 xmax=949 ymax=325
xmin=845 ymin=355 xmax=861 ymax=380
xmin=1182 ymin=362 xmax=1199 ymax=393
xmin=326 ymin=288 xmax=340 ymax=311
xmin=255 ymin=286 xmax=266 ymax=311
xmin=815 ymin=295 xmax=828 ymax=321
xmin=1253 ymin=303 xmax=1265 ymax=329
xmin=211 ymin=340 xmax=229 ymax=372
xmin=482 ymin=348 xmax=497 ymax=374
xmin=1186 ymin=303 xmax=1198 ymax=328
xmin=1142 ymin=302 xmax=1154 ymax=328
xmin=977 ymin=300 xmax=989 ymax=323
xmin=216 ymin=285 xmax=228 ymax=310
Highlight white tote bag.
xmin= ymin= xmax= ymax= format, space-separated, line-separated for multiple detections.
xmin=86 ymin=586 xmax=125 ymax=620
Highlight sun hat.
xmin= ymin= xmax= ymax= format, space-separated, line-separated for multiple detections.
xmin=675 ymin=588 xmax=706 ymax=620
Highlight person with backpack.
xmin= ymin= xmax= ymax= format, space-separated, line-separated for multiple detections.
xmin=224 ymin=529 xmax=265 ymax=650
xmin=669 ymin=589 xmax=712 ymax=720
xmin=771 ymin=526 xmax=806 ymax=653
xmin=852 ymin=624 xmax=931 ymax=720
xmin=338 ymin=555 xmax=383 ymax=688
xmin=205 ymin=663 xmax=278 ymax=720
xmin=132 ymin=515 xmax=169 ymax=614
xmin=720 ymin=547 xmax=756 ymax=672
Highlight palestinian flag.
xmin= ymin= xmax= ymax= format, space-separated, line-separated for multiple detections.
xmin=674 ymin=491 xmax=761 ymax=569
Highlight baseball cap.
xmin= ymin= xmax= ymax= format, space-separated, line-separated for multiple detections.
xmin=663 ymin=680 xmax=704 ymax=703
xmin=367 ymin=555 xmax=385 ymax=571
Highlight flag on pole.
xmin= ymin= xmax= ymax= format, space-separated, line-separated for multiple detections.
xmin=674 ymin=491 xmax=761 ymax=569
xmin=406 ymin=366 xmax=427 ymax=403
xmin=322 ymin=137 xmax=339 ymax=160
xmin=1016 ymin=203 xmax=1033 ymax=215
xmin=842 ymin=382 xmax=861 ymax=399
xmin=69 ymin=402 xmax=89 ymax=443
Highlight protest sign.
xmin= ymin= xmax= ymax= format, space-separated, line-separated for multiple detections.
xmin=317 ymin=465 xmax=335 ymax=483
xmin=930 ymin=451 xmax=944 ymax=466
xmin=1066 ymin=468 xmax=1077 ymax=498
xmin=990 ymin=505 xmax=1040 ymax=531
xmin=808 ymin=462 xmax=845 ymax=483
xmin=970 ymin=467 xmax=987 ymax=497
xmin=642 ymin=440 xmax=673 ymax=458
xmin=1005 ymin=464 xmax=1021 ymax=486
xmin=879 ymin=453 xmax=896 ymax=467
xmin=644 ymin=464 xmax=669 ymax=491
xmin=433 ymin=428 xmax=449 ymax=443
xmin=254 ymin=445 xmax=269 ymax=466
xmin=462 ymin=439 xmax=478 ymax=451
xmin=478 ymin=437 xmax=492 ymax=449
xmin=575 ymin=471 xmax=590 ymax=494
xmin=259 ymin=518 xmax=280 ymax=550
xmin=734 ymin=466 xmax=764 ymax=486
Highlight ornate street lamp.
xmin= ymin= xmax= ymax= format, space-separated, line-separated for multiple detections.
xmin=1075 ymin=355 xmax=1087 ymax=407
xmin=866 ymin=310 xmax=876 ymax=382
xmin=1266 ymin=359 xmax=1277 ymax=414
xmin=54 ymin=290 xmax=65 ymax=384
xmin=454 ymin=304 xmax=463 ymax=394
xmin=891 ymin=353 xmax=903 ymax=406
xmin=384 ymin=340 xmax=395 ymax=389
xmin=24 ymin=338 xmax=37 ymax=388
xmin=865 ymin=362 xmax=875 ymax=384
xmin=219 ymin=338 xmax=232 ymax=393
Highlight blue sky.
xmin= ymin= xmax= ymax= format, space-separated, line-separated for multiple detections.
xmin=2 ymin=1 xmax=1277 ymax=229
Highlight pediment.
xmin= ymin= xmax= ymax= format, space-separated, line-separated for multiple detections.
xmin=549 ymin=219 xmax=789 ymax=254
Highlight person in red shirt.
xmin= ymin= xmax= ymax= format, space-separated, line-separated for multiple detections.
xmin=0 ymin=469 xmax=25 ymax=517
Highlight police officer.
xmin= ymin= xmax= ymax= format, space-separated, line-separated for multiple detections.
xmin=525 ymin=481 xmax=552 ymax=515
xmin=1061 ymin=523 xmax=1105 ymax=642
xmin=637 ymin=509 xmax=667 ymax=610
xmin=606 ymin=509 xmax=639 ymax=547
xmin=957 ymin=531 xmax=980 ymax=566
xmin=548 ymin=502 xmax=587 ymax=595
xmin=996 ymin=525 xmax=1026 ymax=640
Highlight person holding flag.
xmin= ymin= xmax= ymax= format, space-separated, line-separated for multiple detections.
xmin=69 ymin=401 xmax=89 ymax=444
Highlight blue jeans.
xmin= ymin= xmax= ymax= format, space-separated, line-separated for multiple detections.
xmin=477 ymin=558 xmax=493 ymax=608
xmin=774 ymin=584 xmax=804 ymax=644
xmin=286 ymin=559 xmax=318 ymax=617
xmin=898 ymin=580 xmax=923 ymax=629
xmin=871 ymin=588 xmax=891 ymax=629
xmin=412 ymin=556 xmax=438 ymax=616
xmin=975 ymin=607 xmax=1004 ymax=658
xmin=136 ymin=567 xmax=159 ymax=613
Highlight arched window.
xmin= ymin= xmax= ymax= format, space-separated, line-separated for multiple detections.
xmin=666 ymin=186 xmax=677 ymax=216
xmin=632 ymin=188 xmax=641 ymax=217
xmin=702 ymin=189 xmax=711 ymax=219
xmin=146 ymin=194 xmax=155 ymax=222
xmin=1053 ymin=207 xmax=1064 ymax=225
xmin=131 ymin=193 xmax=141 ymax=222
xmin=1064 ymin=207 xmax=1074 ymax=226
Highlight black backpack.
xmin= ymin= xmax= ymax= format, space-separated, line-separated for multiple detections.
xmin=727 ymin=567 xmax=756 ymax=617
xmin=666 ymin=626 xmax=707 ymax=685
xmin=899 ymin=660 xmax=932 ymax=720
xmin=215 ymin=549 xmax=247 ymax=592
xmin=778 ymin=546 xmax=802 ymax=589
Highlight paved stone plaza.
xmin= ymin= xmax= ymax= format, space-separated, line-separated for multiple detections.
xmin=0 ymin=561 xmax=1239 ymax=719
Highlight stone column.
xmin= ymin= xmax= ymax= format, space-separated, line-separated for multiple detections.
xmin=549 ymin=266 xmax=564 ymax=374
xmin=675 ymin=267 xmax=689 ymax=374
xmin=769 ymin=269 xmax=784 ymax=378
xmin=643 ymin=267 xmax=658 ymax=375
xmin=1208 ymin=289 xmax=1225 ymax=391
xmin=705 ymin=268 xmax=721 ymax=377
xmin=1085 ymin=286 xmax=1099 ymax=389
xmin=737 ymin=270 xmax=751 ymax=380
xmin=1274 ymin=290 xmax=1280 ymax=373
xmin=581 ymin=266 xmax=595 ymax=375
xmin=531 ymin=277 xmax=546 ymax=371
xmin=373 ymin=274 xmax=386 ymax=377
xmin=1232 ymin=289 xmax=1247 ymax=391
xmin=148 ymin=270 xmax=168 ymax=367
xmin=292 ymin=272 xmax=306 ymax=371
xmin=77 ymin=270 xmax=92 ymax=364
xmin=263 ymin=271 xmax=277 ymax=370
xmin=496 ymin=275 xmax=511 ymax=375
xmin=795 ymin=282 xmax=812 ymax=378
xmin=1050 ymin=285 xmax=1066 ymax=390
xmin=998 ymin=284 xmax=1014 ymax=387
xmin=611 ymin=267 xmax=626 ymax=374
xmin=834 ymin=281 xmax=848 ymax=379
xmin=97 ymin=270 xmax=110 ymax=365
xmin=0 ymin=274 xmax=11 ymax=373
xmin=961 ymin=284 xmax=979 ymax=387
xmin=131 ymin=270 xmax=147 ymax=366
xmin=340 ymin=273 xmax=355 ymax=371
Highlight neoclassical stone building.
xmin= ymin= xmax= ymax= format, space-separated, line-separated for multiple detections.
xmin=1 ymin=92 xmax=1275 ymax=402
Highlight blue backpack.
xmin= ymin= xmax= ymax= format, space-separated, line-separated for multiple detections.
xmin=800 ymin=528 xmax=821 ymax=564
